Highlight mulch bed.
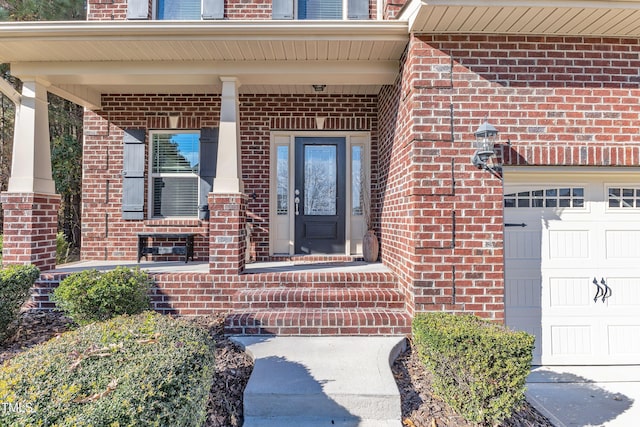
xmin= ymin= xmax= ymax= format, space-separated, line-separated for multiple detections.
xmin=1 ymin=311 xmax=552 ymax=427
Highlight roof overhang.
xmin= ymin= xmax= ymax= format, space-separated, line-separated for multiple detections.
xmin=0 ymin=20 xmax=409 ymax=109
xmin=401 ymin=0 xmax=640 ymax=37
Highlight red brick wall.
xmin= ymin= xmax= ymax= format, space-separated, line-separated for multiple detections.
xmin=87 ymin=0 xmax=377 ymax=21
xmin=383 ymin=1 xmax=406 ymax=19
xmin=0 ymin=193 xmax=60 ymax=272
xmin=377 ymin=34 xmax=640 ymax=321
xmin=88 ymin=0 xmax=129 ymax=21
xmin=82 ymin=93 xmax=378 ymax=262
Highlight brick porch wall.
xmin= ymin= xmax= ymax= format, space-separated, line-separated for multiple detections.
xmin=82 ymin=94 xmax=378 ymax=262
xmin=0 ymin=193 xmax=60 ymax=272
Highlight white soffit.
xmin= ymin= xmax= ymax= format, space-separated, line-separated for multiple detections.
xmin=0 ymin=20 xmax=408 ymax=108
xmin=403 ymin=0 xmax=640 ymax=36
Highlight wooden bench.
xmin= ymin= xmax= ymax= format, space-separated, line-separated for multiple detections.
xmin=137 ymin=233 xmax=195 ymax=263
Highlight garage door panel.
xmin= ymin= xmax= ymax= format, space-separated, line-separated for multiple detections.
xmin=608 ymin=325 xmax=640 ymax=355
xmin=605 ymin=277 xmax=640 ymax=307
xmin=505 ymin=229 xmax=541 ymax=259
xmin=605 ymin=230 xmax=640 ymax=260
xmin=548 ymin=276 xmax=593 ymax=308
xmin=549 ymin=324 xmax=592 ymax=356
xmin=507 ymin=277 xmax=541 ymax=308
xmin=548 ymin=230 xmax=590 ymax=259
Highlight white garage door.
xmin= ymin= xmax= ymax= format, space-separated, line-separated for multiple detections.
xmin=505 ymin=170 xmax=640 ymax=365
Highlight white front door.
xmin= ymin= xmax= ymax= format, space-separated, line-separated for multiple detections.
xmin=505 ymin=170 xmax=640 ymax=365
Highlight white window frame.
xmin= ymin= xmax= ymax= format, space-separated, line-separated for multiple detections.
xmin=148 ymin=129 xmax=201 ymax=219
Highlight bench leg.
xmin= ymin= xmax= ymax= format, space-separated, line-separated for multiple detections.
xmin=186 ymin=236 xmax=194 ymax=263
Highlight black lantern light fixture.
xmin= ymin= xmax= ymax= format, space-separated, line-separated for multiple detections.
xmin=472 ymin=119 xmax=502 ymax=179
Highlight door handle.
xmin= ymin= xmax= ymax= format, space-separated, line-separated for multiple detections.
xmin=294 ymin=197 xmax=300 ymax=216
xmin=592 ymin=277 xmax=604 ymax=303
xmin=600 ymin=278 xmax=612 ymax=302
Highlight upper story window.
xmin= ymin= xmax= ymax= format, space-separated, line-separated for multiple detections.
xmin=273 ymin=0 xmax=369 ymax=20
xmin=157 ymin=0 xmax=200 ymax=20
xmin=128 ymin=0 xmax=369 ymax=20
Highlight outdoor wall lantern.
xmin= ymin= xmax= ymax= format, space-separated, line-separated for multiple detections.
xmin=472 ymin=119 xmax=502 ymax=179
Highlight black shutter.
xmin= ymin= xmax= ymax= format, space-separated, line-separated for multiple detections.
xmin=122 ymin=129 xmax=146 ymax=220
xmin=199 ymin=128 xmax=219 ymax=220
xmin=272 ymin=0 xmax=294 ymax=19
xmin=202 ymin=0 xmax=224 ymax=19
xmin=127 ymin=0 xmax=149 ymax=20
xmin=347 ymin=0 xmax=369 ymax=19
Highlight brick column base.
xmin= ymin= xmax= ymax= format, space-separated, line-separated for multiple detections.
xmin=208 ymin=193 xmax=247 ymax=275
xmin=1 ymin=192 xmax=61 ymax=272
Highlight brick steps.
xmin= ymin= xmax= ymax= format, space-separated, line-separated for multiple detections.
xmin=227 ymin=268 xmax=410 ymax=335
xmin=233 ymin=288 xmax=405 ymax=310
xmin=239 ymin=271 xmax=399 ymax=289
xmin=225 ymin=308 xmax=411 ymax=335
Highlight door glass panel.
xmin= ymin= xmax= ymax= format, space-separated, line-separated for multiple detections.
xmin=352 ymin=146 xmax=363 ymax=215
xmin=276 ymin=145 xmax=289 ymax=215
xmin=304 ymin=145 xmax=337 ymax=215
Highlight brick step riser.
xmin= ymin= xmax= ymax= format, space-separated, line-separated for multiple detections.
xmin=225 ymin=310 xmax=412 ymax=336
xmin=233 ymin=289 xmax=405 ymax=310
xmin=239 ymin=280 xmax=399 ymax=289
xmin=233 ymin=301 xmax=406 ymax=310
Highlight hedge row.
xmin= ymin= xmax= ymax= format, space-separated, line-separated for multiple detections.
xmin=0 ymin=312 xmax=215 ymax=427
xmin=413 ymin=312 xmax=535 ymax=426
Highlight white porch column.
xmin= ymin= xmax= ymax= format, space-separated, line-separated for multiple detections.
xmin=213 ymin=76 xmax=243 ymax=194
xmin=7 ymin=80 xmax=56 ymax=194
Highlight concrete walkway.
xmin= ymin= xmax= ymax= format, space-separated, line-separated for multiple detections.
xmin=526 ymin=365 xmax=640 ymax=427
xmin=231 ymin=336 xmax=406 ymax=427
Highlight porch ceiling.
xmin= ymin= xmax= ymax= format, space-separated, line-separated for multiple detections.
xmin=403 ymin=0 xmax=640 ymax=37
xmin=0 ymin=21 xmax=409 ymax=109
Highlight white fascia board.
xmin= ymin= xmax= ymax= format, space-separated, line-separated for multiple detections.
xmin=0 ymin=20 xmax=409 ymax=42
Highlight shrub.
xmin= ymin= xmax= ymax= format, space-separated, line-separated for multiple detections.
xmin=0 ymin=264 xmax=40 ymax=344
xmin=413 ymin=312 xmax=535 ymax=426
xmin=0 ymin=312 xmax=215 ymax=427
xmin=52 ymin=267 xmax=152 ymax=325
xmin=56 ymin=232 xmax=71 ymax=265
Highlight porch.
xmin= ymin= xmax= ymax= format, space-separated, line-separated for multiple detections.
xmin=34 ymin=258 xmax=412 ymax=336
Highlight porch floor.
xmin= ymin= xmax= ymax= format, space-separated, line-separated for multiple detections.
xmin=51 ymin=260 xmax=391 ymax=275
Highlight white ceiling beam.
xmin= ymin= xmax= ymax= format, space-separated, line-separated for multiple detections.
xmin=0 ymin=77 xmax=21 ymax=105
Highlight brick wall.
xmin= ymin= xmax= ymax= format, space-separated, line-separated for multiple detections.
xmin=82 ymin=93 xmax=378 ymax=262
xmin=0 ymin=193 xmax=60 ymax=272
xmin=87 ymin=0 xmax=377 ymax=21
xmin=377 ymin=34 xmax=640 ymax=321
xmin=87 ymin=0 xmax=129 ymax=21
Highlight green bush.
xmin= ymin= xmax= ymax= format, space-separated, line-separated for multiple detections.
xmin=52 ymin=267 xmax=153 ymax=325
xmin=413 ymin=312 xmax=535 ymax=426
xmin=56 ymin=233 xmax=71 ymax=265
xmin=0 ymin=264 xmax=40 ymax=344
xmin=0 ymin=312 xmax=215 ymax=427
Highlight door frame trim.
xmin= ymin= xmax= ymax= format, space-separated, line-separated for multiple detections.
xmin=269 ymin=131 xmax=371 ymax=256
